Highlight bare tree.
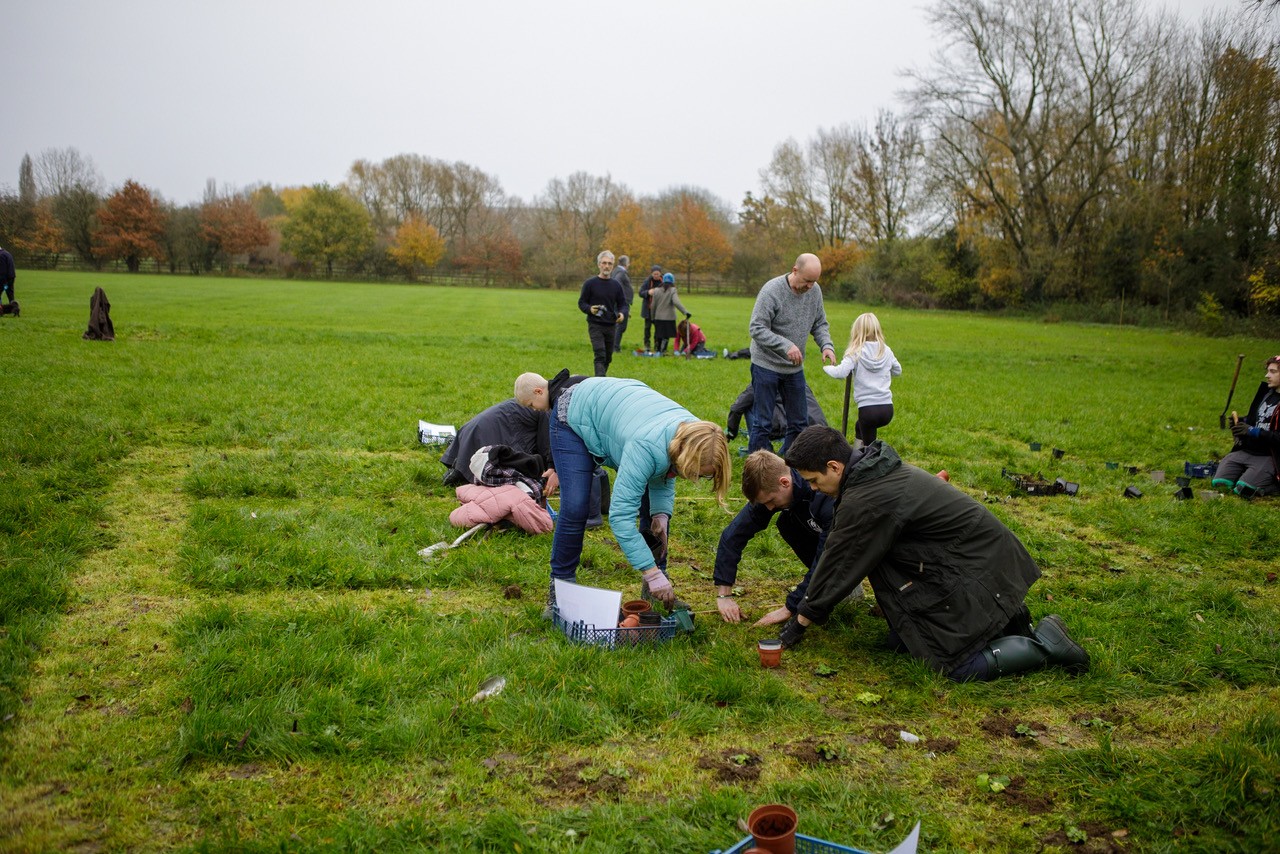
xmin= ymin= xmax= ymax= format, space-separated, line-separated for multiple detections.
xmin=851 ymin=111 xmax=926 ymax=244
xmin=909 ymin=0 xmax=1160 ymax=298
xmin=33 ymin=147 xmax=102 ymax=199
xmin=528 ymin=172 xmax=625 ymax=284
xmin=33 ymin=147 xmax=104 ymax=265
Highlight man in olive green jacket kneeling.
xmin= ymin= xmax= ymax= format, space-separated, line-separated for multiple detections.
xmin=779 ymin=425 xmax=1089 ymax=682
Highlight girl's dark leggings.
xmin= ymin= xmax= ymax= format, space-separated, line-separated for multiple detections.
xmin=855 ymin=403 xmax=894 ymax=444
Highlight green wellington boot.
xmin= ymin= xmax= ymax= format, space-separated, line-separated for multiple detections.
xmin=980 ymin=614 xmax=1090 ymax=677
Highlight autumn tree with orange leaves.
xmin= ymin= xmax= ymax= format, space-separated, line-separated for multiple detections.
xmin=652 ymin=194 xmax=732 ymax=287
xmin=95 ymin=180 xmax=165 ymax=272
xmin=454 ymin=230 xmax=524 ymax=285
xmin=604 ymin=200 xmax=655 ymax=269
xmin=201 ymin=195 xmax=271 ymax=271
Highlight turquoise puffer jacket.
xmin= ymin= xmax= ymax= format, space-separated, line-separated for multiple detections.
xmin=566 ymin=378 xmax=695 ymax=570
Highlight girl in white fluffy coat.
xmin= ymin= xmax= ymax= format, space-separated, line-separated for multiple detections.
xmin=823 ymin=312 xmax=901 ymax=445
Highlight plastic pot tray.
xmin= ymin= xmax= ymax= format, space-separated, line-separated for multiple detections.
xmin=712 ymin=833 xmax=872 ymax=853
xmin=1184 ymin=461 xmax=1219 ymax=479
xmin=552 ymin=607 xmax=677 ymax=648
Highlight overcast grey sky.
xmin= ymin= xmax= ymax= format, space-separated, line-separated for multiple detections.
xmin=5 ymin=0 xmax=1251 ymax=209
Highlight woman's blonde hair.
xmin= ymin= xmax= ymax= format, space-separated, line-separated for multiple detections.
xmin=669 ymin=420 xmax=731 ymax=505
xmin=845 ymin=312 xmax=886 ymax=360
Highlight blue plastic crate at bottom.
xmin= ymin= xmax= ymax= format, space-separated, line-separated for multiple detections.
xmin=712 ymin=833 xmax=871 ymax=854
xmin=1184 ymin=461 xmax=1219 ymax=479
xmin=552 ymin=606 xmax=677 ymax=648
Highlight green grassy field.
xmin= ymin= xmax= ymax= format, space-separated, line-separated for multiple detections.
xmin=1 ymin=270 xmax=1277 ymax=853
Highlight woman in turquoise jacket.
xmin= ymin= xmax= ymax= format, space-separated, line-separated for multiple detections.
xmin=547 ymin=377 xmax=730 ymax=614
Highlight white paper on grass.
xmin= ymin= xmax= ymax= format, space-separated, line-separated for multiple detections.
xmin=554 ymin=579 xmax=622 ymax=644
xmin=886 ymin=821 xmax=921 ymax=854
xmin=418 ymin=420 xmax=457 ymax=445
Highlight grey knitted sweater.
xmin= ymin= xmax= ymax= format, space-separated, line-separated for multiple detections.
xmin=747 ymin=273 xmax=834 ymax=373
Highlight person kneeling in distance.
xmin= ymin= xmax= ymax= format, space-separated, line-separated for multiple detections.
xmin=777 ymin=425 xmax=1089 ymax=682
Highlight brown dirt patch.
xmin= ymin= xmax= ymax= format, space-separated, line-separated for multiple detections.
xmin=1040 ymin=821 xmax=1127 ymax=852
xmin=929 ymin=736 xmax=960 ymax=754
xmin=998 ymin=775 xmax=1055 ymax=814
xmin=545 ymin=759 xmax=629 ymax=798
xmin=1070 ymin=706 xmax=1132 ymax=728
xmin=697 ymin=748 xmax=763 ymax=783
xmin=502 ymin=585 xmax=522 ymax=599
xmin=787 ymin=737 xmax=846 ymax=766
xmin=869 ymin=724 xmax=917 ymax=749
xmin=979 ymin=712 xmax=1048 ymax=742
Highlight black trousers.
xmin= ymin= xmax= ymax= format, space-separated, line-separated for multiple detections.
xmin=0 ymin=280 xmax=13 ymax=303
xmin=587 ymin=323 xmax=615 ymax=376
xmin=855 ymin=403 xmax=894 ymax=444
xmin=614 ymin=312 xmax=630 ymax=352
xmin=643 ymin=316 xmax=654 ymax=348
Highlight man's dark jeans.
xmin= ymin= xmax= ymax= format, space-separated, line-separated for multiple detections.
xmin=748 ymin=363 xmax=808 ymax=453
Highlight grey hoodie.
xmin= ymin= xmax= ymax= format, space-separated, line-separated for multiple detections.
xmin=823 ymin=341 xmax=901 ymax=407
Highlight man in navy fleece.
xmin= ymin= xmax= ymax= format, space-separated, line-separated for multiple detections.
xmin=578 ymin=251 xmax=627 ymax=377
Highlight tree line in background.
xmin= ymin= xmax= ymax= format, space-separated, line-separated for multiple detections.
xmin=1 ymin=0 xmax=1277 ymax=324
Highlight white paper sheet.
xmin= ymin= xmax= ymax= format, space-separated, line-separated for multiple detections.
xmin=554 ymin=579 xmax=622 ymax=644
xmin=886 ymin=821 xmax=921 ymax=854
xmin=417 ymin=420 xmax=457 ymax=445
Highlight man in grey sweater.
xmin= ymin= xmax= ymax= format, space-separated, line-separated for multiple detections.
xmin=747 ymin=253 xmax=837 ymax=453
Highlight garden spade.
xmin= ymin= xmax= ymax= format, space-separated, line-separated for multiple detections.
xmin=418 ymin=522 xmax=489 ymax=560
xmin=1220 ymin=354 xmax=1245 ymax=429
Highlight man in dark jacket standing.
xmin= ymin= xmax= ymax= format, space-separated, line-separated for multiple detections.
xmin=779 ymin=426 xmax=1089 ymax=682
xmin=578 ymin=251 xmax=626 ymax=376
xmin=639 ymin=265 xmax=661 ymax=351
xmin=612 ymin=255 xmax=632 ymax=353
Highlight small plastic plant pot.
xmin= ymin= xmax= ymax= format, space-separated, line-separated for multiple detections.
xmin=748 ymin=803 xmax=798 ymax=854
xmin=621 ymin=600 xmax=651 ymax=618
xmin=1029 ymin=442 xmax=1042 ymax=451
xmin=758 ymin=639 xmax=783 ymax=668
xmin=1052 ymin=448 xmax=1065 ymax=459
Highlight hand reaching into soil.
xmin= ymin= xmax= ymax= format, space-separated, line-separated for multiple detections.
xmin=754 ymin=606 xmax=793 ymax=627
xmin=716 ymin=596 xmax=742 ymax=623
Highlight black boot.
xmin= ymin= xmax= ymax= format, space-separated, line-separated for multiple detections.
xmin=979 ymin=614 xmax=1090 ymax=678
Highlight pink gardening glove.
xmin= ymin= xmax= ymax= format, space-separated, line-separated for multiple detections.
xmin=642 ymin=568 xmax=674 ymax=607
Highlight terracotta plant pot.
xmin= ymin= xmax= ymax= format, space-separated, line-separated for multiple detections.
xmin=758 ymin=639 xmax=782 ymax=668
xmin=621 ymin=599 xmax=651 ymax=618
xmin=748 ymin=803 xmax=798 ymax=854
xmin=619 ymin=614 xmax=640 ymax=629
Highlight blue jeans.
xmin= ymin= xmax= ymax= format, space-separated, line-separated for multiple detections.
xmin=549 ymin=413 xmax=597 ymax=579
xmin=748 ymin=363 xmax=809 ymax=454
xmin=549 ymin=413 xmax=666 ymax=579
